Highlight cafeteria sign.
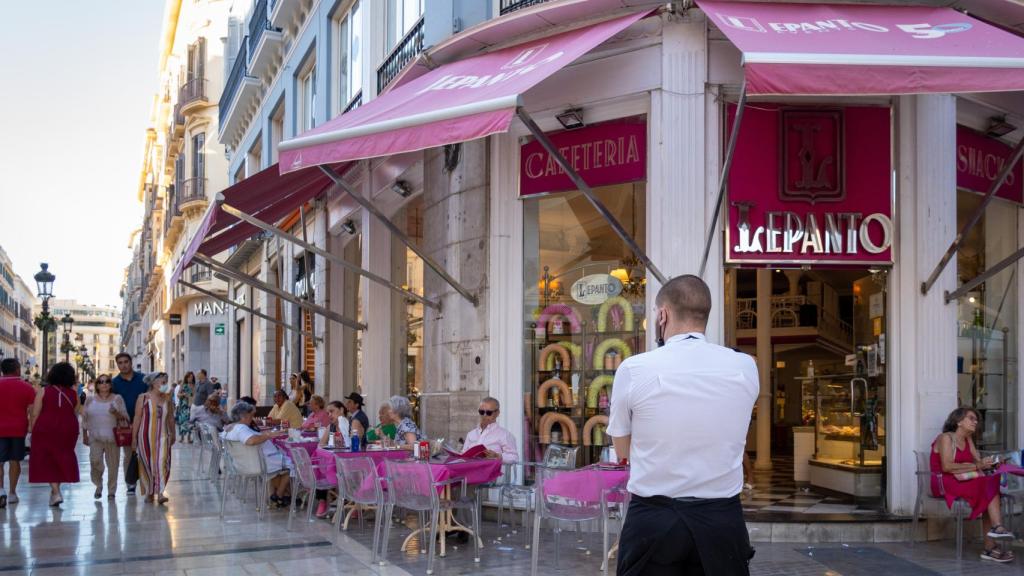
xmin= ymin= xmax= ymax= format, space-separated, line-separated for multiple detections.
xmin=726 ymin=105 xmax=893 ymax=265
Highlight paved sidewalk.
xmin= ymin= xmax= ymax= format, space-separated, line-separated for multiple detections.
xmin=0 ymin=443 xmax=1019 ymax=575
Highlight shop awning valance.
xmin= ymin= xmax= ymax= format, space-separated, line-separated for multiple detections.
xmin=698 ymin=0 xmax=1024 ymax=96
xmin=277 ymin=9 xmax=654 ymax=173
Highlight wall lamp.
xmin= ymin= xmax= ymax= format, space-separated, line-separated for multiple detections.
xmin=341 ymin=220 xmax=357 ymax=235
xmin=556 ymin=108 xmax=585 ymax=130
xmin=987 ymin=115 xmax=1017 ymax=138
xmin=391 ymin=180 xmax=413 ymax=198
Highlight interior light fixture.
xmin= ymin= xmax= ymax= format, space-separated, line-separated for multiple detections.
xmin=609 ymin=268 xmax=630 ymax=284
xmin=341 ymin=220 xmax=357 ymax=235
xmin=391 ymin=180 xmax=413 ymax=198
xmin=556 ymin=108 xmax=585 ymax=130
xmin=986 ymin=115 xmax=1017 ymax=138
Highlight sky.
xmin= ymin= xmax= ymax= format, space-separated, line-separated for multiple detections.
xmin=0 ymin=1 xmax=166 ymax=309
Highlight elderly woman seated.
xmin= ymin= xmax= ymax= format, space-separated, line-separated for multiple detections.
xmin=301 ymin=395 xmax=331 ymax=430
xmin=365 ymin=402 xmax=398 ymax=443
xmin=388 ymin=395 xmax=424 ymax=446
xmin=223 ymin=401 xmax=292 ymax=508
xmin=189 ymin=392 xmax=231 ymax=432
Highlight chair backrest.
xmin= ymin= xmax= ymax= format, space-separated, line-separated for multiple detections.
xmin=203 ymin=424 xmax=222 ymax=451
xmin=913 ymin=449 xmax=943 ymax=498
xmin=384 ymin=459 xmax=436 ymax=512
xmin=542 ymin=444 xmax=579 ymax=470
xmin=224 ymin=439 xmax=267 ymax=476
xmin=290 ymin=446 xmax=317 ymax=489
xmin=337 ymin=455 xmax=383 ymax=505
xmin=194 ymin=422 xmax=210 ymax=446
xmin=536 ymin=465 xmax=604 ymax=522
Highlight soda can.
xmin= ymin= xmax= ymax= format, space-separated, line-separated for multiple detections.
xmin=419 ymin=440 xmax=430 ymax=459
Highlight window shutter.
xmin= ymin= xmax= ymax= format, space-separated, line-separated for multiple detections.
xmin=198 ymin=38 xmax=206 ymax=81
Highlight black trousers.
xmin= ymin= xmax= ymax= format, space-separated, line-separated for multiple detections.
xmin=616 ymin=494 xmax=753 ymax=576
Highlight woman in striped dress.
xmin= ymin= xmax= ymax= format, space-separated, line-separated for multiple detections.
xmin=131 ymin=372 xmax=175 ymax=505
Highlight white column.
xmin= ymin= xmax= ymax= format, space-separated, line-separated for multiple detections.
xmin=361 ymin=200 xmax=394 ymax=416
xmin=755 ymin=268 xmax=773 ymax=471
xmin=647 ymin=16 xmax=720 ymax=346
xmin=888 ymin=94 xmax=958 ymax=515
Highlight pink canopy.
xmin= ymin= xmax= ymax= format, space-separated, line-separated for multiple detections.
xmin=278 ymin=9 xmax=654 ymax=173
xmin=699 ymin=1 xmax=1024 ymax=96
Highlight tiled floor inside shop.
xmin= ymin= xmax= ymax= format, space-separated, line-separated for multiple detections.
xmin=2 ymin=443 xmax=1023 ymax=575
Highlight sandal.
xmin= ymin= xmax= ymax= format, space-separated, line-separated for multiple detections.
xmin=988 ymin=524 xmax=1015 ymax=540
xmin=981 ymin=548 xmax=1014 ymax=563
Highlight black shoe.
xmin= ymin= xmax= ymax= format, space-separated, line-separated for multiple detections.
xmin=447 ymin=530 xmax=470 ymax=543
xmin=127 ymin=486 xmax=136 ymax=495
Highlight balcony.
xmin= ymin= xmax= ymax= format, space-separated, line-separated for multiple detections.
xmin=190 ymin=264 xmax=212 ymax=284
xmin=377 ymin=17 xmax=424 ymax=93
xmin=344 ymin=91 xmax=362 ymax=114
xmin=179 ymin=177 xmax=207 ymax=210
xmin=219 ymin=40 xmax=260 ymax=143
xmin=0 ymin=326 xmax=14 ymax=344
xmin=248 ymin=0 xmax=282 ymax=77
xmin=500 ymin=0 xmax=548 ymax=14
xmin=164 ymin=188 xmax=184 ymax=246
xmin=270 ymin=0 xmax=298 ymax=31
xmin=178 ymin=77 xmax=208 ymax=114
xmin=19 ymin=331 xmax=33 ymax=349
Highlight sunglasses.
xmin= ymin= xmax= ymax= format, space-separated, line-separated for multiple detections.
xmin=97 ymin=379 xmax=111 ymax=384
xmin=478 ymin=409 xmax=497 ymax=416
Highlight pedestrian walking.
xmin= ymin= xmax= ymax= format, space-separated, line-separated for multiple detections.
xmin=132 ymin=372 xmax=175 ymax=505
xmin=81 ymin=374 xmax=129 ymax=499
xmin=175 ymin=371 xmax=195 ymax=443
xmin=112 ymin=352 xmax=147 ymax=495
xmin=0 ymin=358 xmax=36 ymax=508
xmin=28 ymin=362 xmax=81 ymax=507
xmin=608 ymin=275 xmax=758 ymax=575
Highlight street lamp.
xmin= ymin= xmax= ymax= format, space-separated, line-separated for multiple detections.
xmin=61 ymin=312 xmax=74 ymax=362
xmin=33 ymin=263 xmax=55 ymax=374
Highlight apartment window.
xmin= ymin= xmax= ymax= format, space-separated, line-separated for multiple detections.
xmin=336 ymin=1 xmax=363 ymax=110
xmin=187 ymin=38 xmax=206 ymax=81
xmin=270 ymin=99 xmax=284 ymax=164
xmin=386 ymin=0 xmax=423 ymax=50
xmin=299 ymin=64 xmax=316 ymax=132
xmin=191 ymin=133 xmax=206 ymax=180
xmin=247 ymin=136 xmax=263 ymax=177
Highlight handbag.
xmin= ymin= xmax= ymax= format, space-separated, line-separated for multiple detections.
xmin=114 ymin=424 xmax=132 ymax=447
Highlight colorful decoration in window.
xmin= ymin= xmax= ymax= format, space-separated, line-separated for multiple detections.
xmin=586 ymin=375 xmax=614 ymax=409
xmin=535 ymin=303 xmax=582 ymax=336
xmin=536 ymin=377 xmax=573 ymax=408
xmin=593 ymin=338 xmax=632 ymax=370
xmin=583 ymin=415 xmax=609 ymax=446
xmin=597 ymin=296 xmax=634 ymax=332
xmin=539 ymin=411 xmax=578 ymax=445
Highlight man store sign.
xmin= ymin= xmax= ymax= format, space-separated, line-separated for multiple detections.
xmin=726 ymin=105 xmax=893 ymax=265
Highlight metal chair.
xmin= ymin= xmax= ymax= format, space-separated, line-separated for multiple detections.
xmin=530 ymin=465 xmax=605 ymax=575
xmin=201 ymin=423 xmax=222 ymax=480
xmin=600 ymin=478 xmax=630 ymax=572
xmin=193 ymin=423 xmax=210 ymax=478
xmin=336 ymin=455 xmax=386 ymax=564
xmin=912 ymin=449 xmax=972 ymax=559
xmin=381 ymin=459 xmax=481 ymax=575
xmin=497 ymin=444 xmax=579 ymax=548
xmin=287 ymin=446 xmax=336 ymax=531
xmin=981 ymin=449 xmax=1023 ymax=536
xmin=220 ymin=439 xmax=278 ymax=520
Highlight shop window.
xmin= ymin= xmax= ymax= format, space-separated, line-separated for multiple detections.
xmin=522 ymin=182 xmax=647 ymax=468
xmin=955 ymin=191 xmax=1019 ymax=450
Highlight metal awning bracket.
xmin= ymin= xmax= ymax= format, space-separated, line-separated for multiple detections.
xmin=700 ymin=82 xmax=747 ymax=278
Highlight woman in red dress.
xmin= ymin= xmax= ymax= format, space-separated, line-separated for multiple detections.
xmin=931 ymin=407 xmax=1012 ymax=563
xmin=28 ymin=362 xmax=80 ymax=506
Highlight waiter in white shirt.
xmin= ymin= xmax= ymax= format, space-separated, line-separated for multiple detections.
xmin=608 ymin=275 xmax=758 ymax=575
xmin=463 ymin=397 xmax=518 ymax=463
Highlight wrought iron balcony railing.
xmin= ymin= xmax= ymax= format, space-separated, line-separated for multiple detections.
xmin=248 ymin=0 xmax=277 ymax=55
xmin=180 ymin=177 xmax=207 ymax=205
xmin=179 ymin=77 xmax=208 ymax=109
xmin=344 ymin=90 xmax=363 ymax=114
xmin=500 ymin=0 xmax=547 ymax=15
xmin=219 ymin=42 xmax=250 ymax=127
xmin=190 ymin=265 xmax=212 ymax=283
xmin=377 ymin=17 xmax=424 ymax=93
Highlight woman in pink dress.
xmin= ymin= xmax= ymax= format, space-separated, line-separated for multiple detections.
xmin=132 ymin=372 xmax=175 ymax=505
xmin=28 ymin=362 xmax=80 ymax=506
xmin=931 ymin=407 xmax=1012 ymax=563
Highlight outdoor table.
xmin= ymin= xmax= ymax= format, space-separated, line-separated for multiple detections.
xmin=313 ymin=446 xmax=409 ymax=485
xmin=272 ymin=437 xmax=319 ymax=459
xmin=541 ymin=465 xmax=630 ymax=567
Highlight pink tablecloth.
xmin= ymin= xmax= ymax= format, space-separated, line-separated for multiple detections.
xmin=313 ymin=447 xmax=409 ymax=484
xmin=273 ymin=438 xmax=319 ymax=458
xmin=542 ymin=467 xmax=630 ymax=504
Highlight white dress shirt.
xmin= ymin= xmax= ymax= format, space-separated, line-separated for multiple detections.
xmin=607 ymin=332 xmax=758 ymax=499
xmin=464 ymin=422 xmax=519 ymax=463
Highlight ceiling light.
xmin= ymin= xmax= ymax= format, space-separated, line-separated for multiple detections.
xmin=986 ymin=116 xmax=1017 ymax=138
xmin=555 ymin=108 xmax=585 ymax=130
xmin=341 ymin=220 xmax=357 ymax=235
xmin=391 ymin=180 xmax=413 ymax=198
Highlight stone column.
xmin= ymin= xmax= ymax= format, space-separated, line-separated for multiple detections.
xmin=360 ymin=199 xmax=395 ymax=416
xmin=888 ymin=94 xmax=958 ymax=514
xmin=422 ymin=140 xmax=490 ymax=442
xmin=755 ymin=268 xmax=773 ymax=470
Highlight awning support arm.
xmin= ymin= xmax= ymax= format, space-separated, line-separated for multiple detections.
xmin=177 ymin=279 xmax=321 ymax=342
xmin=516 ymin=107 xmax=668 ymax=285
xmin=318 ymin=164 xmax=480 ymax=307
xmin=219 ymin=200 xmax=440 ymax=310
xmin=922 ymin=135 xmax=1024 ymax=296
xmin=944 ymin=244 xmax=1024 ymax=304
xmin=195 ymin=254 xmax=367 ymax=332
xmin=700 ymin=82 xmax=747 ymax=278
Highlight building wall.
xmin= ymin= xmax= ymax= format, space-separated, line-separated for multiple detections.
xmin=0 ymin=246 xmax=39 ymax=374
xmin=47 ymin=299 xmax=121 ymax=378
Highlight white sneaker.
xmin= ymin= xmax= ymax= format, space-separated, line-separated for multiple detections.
xmin=7 ymin=494 xmax=18 ymax=504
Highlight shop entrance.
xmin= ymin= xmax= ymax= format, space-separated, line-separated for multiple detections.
xmin=728 ymin=267 xmax=888 ymax=517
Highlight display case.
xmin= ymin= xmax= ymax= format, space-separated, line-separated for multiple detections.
xmin=957 ymin=325 xmax=1012 ymax=450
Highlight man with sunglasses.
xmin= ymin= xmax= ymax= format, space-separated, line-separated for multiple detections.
xmin=463 ymin=397 xmax=518 ymax=463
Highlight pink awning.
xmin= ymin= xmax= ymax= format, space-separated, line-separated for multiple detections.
xmin=278 ymin=9 xmax=654 ymax=173
xmin=169 ymin=162 xmax=348 ymax=285
xmin=699 ymin=1 xmax=1024 ymax=96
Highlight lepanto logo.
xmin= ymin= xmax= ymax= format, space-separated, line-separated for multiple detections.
xmin=290 ymin=153 xmax=304 ymax=169
xmin=415 ymin=44 xmax=565 ymax=95
xmin=714 ymin=12 xmax=972 ymax=39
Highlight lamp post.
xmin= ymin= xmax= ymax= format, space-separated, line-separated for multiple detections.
xmin=61 ymin=312 xmax=74 ymax=363
xmin=33 ymin=263 xmax=55 ymax=375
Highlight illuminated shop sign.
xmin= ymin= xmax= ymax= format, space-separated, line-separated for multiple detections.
xmin=726 ymin=106 xmax=893 ymax=265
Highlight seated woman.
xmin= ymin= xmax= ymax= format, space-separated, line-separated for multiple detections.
xmin=365 ymin=402 xmax=398 ymax=443
xmin=319 ymin=401 xmax=351 ymax=449
xmin=932 ymin=407 xmax=1013 ymax=563
xmin=389 ymin=395 xmax=424 ymax=446
xmin=223 ymin=402 xmax=292 ymax=508
xmin=300 ymin=395 xmax=331 ymax=430
xmin=189 ymin=392 xmax=230 ymax=432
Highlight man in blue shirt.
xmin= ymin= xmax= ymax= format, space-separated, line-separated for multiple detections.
xmin=112 ymin=352 xmax=147 ymax=495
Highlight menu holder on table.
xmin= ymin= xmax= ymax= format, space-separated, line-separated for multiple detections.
xmin=443 ymin=443 xmax=488 ymax=460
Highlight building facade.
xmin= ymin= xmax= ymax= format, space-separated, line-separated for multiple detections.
xmin=42 ymin=299 xmax=121 ymax=379
xmin=152 ymin=0 xmax=1024 ymax=521
xmin=0 ymin=246 xmax=38 ymax=374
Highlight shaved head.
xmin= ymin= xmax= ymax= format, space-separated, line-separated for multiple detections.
xmin=656 ymin=275 xmax=712 ymax=329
